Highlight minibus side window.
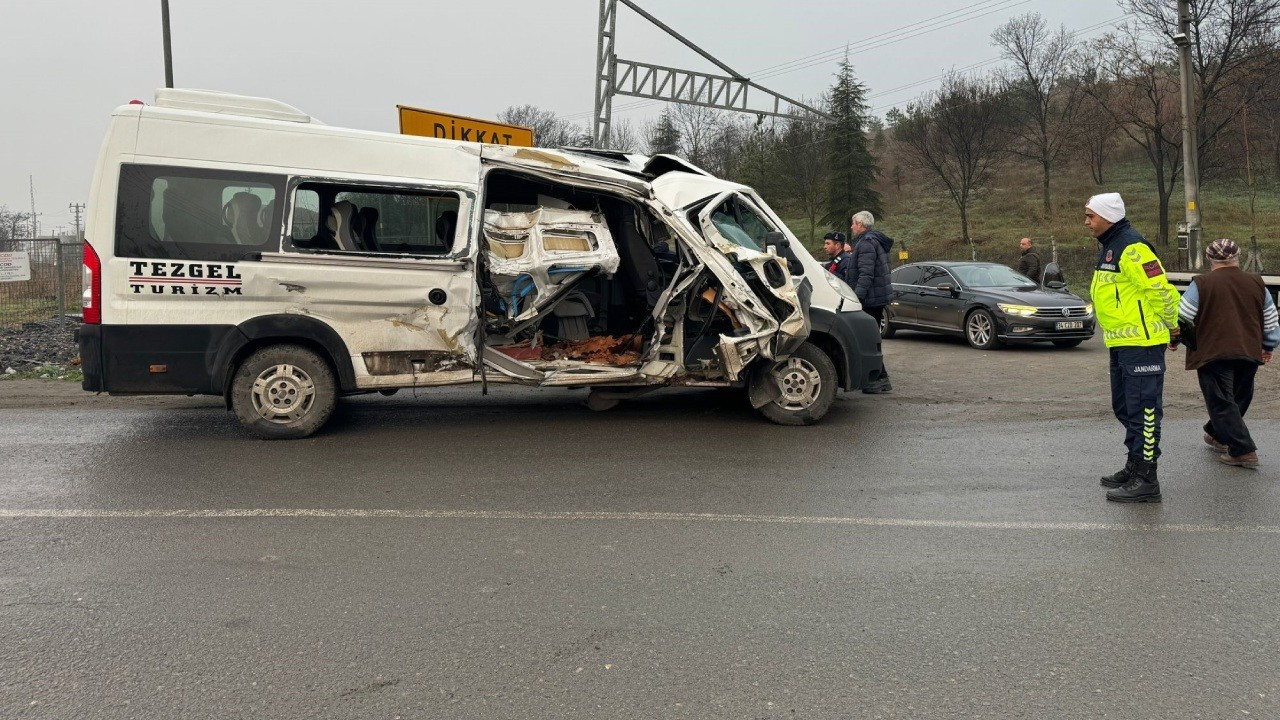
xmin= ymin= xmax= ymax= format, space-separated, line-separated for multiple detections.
xmin=115 ymin=164 xmax=284 ymax=261
xmin=286 ymin=182 xmax=461 ymax=257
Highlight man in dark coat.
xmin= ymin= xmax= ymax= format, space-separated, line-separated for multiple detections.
xmin=1017 ymin=237 xmax=1043 ymax=284
xmin=849 ymin=210 xmax=893 ymax=393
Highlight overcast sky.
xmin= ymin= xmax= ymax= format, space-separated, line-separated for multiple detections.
xmin=1 ymin=0 xmax=1122 ymax=234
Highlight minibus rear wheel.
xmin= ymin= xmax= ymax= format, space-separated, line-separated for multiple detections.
xmin=230 ymin=344 xmax=337 ymax=439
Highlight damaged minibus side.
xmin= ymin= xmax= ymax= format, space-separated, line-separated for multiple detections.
xmin=473 ymin=147 xmax=810 ymax=398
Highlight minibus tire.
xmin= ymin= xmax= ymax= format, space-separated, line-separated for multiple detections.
xmin=754 ymin=341 xmax=837 ymax=426
xmin=230 ymin=344 xmax=337 ymax=439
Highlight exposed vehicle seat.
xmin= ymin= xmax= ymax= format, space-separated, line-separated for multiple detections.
xmin=327 ymin=201 xmax=361 ymax=252
xmin=258 ymin=199 xmax=276 ymax=234
xmin=357 ymin=207 xmax=379 ymax=251
xmin=552 ymin=291 xmax=595 ymax=341
xmin=224 ymin=192 xmax=264 ymax=245
xmin=605 ymin=204 xmax=663 ymax=308
xmin=435 ymin=210 xmax=457 ymax=249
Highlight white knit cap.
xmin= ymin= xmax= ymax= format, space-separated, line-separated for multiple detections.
xmin=1086 ymin=193 xmax=1126 ymax=223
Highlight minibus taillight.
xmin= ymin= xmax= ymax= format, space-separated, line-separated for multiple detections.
xmin=82 ymin=243 xmax=101 ymax=324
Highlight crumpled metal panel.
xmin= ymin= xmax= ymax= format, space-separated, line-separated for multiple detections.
xmin=483 ymin=208 xmax=621 ymax=321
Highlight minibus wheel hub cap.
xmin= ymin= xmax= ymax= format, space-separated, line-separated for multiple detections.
xmin=771 ymin=357 xmax=821 ymax=411
xmin=252 ymin=364 xmax=316 ymax=423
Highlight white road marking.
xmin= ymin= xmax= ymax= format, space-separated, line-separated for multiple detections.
xmin=0 ymin=508 xmax=1277 ymax=534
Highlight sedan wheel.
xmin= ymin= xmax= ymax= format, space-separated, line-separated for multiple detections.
xmin=879 ymin=310 xmax=896 ymax=339
xmin=965 ymin=309 xmax=1002 ymax=350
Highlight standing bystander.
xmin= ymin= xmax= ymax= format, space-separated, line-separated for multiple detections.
xmin=1086 ymin=193 xmax=1180 ymax=503
xmin=849 ymin=211 xmax=893 ymax=393
xmin=1173 ymin=238 xmax=1279 ymax=469
xmin=1017 ymin=237 xmax=1043 ymax=284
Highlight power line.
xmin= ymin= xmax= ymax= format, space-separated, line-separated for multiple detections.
xmin=766 ymin=14 xmax=1135 ymax=156
xmin=865 ymin=14 xmax=1126 ymax=110
xmin=869 ymin=14 xmax=1129 ymax=113
xmin=751 ymin=0 xmax=1034 ymax=82
xmin=747 ymin=0 xmax=1023 ymax=78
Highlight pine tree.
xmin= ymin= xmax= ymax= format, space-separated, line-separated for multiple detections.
xmin=646 ymin=109 xmax=681 ymax=156
xmin=823 ymin=56 xmax=882 ymax=228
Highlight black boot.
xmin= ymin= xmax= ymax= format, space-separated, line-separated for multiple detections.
xmin=1106 ymin=460 xmax=1162 ymax=503
xmin=1100 ymin=458 xmax=1137 ymax=489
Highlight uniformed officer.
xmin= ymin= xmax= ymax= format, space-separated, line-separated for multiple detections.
xmin=1086 ymin=193 xmax=1181 ymax=503
xmin=821 ymin=231 xmax=852 ymax=284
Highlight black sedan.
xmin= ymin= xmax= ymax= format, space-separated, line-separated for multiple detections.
xmin=881 ymin=262 xmax=1095 ymax=349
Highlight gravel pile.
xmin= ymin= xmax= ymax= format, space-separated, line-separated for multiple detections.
xmin=1 ymin=318 xmax=81 ymax=372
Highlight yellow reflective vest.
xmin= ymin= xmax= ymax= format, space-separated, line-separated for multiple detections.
xmin=1089 ymin=220 xmax=1180 ymax=348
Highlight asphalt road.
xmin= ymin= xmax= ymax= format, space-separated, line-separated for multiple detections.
xmin=2 ymin=336 xmax=1279 ymax=719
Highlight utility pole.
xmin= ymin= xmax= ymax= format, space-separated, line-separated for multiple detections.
xmin=1175 ymin=0 xmax=1202 ymax=270
xmin=69 ymin=203 xmax=85 ymax=241
xmin=29 ymin=175 xmax=38 ymax=238
xmin=161 ymin=0 xmax=174 ymax=88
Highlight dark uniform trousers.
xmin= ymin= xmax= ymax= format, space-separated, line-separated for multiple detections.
xmin=1197 ymin=359 xmax=1258 ymax=456
xmin=1109 ymin=345 xmax=1166 ymax=462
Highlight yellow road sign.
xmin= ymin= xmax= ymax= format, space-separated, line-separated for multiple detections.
xmin=899 ymin=250 xmax=909 ymax=261
xmin=397 ymin=105 xmax=534 ymax=147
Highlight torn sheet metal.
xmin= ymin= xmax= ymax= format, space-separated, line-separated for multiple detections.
xmin=483 ymin=208 xmax=620 ymax=322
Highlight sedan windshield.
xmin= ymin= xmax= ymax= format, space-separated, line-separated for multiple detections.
xmin=950 ymin=264 xmax=1036 ymax=288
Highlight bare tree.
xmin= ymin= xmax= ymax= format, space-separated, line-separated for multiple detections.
xmin=1073 ymin=69 xmax=1121 ymax=185
xmin=1122 ymin=0 xmax=1280 ymax=182
xmin=992 ymin=13 xmax=1084 ymax=215
xmin=1078 ymin=27 xmax=1183 ymax=245
xmin=496 ymin=105 xmax=588 ymax=148
xmin=670 ymin=103 xmax=724 ymax=169
xmin=894 ymin=73 xmax=1009 ymax=257
xmin=607 ymin=119 xmax=641 ymax=153
xmin=0 ymin=207 xmax=33 ymax=249
xmin=705 ymin=116 xmax=752 ymax=179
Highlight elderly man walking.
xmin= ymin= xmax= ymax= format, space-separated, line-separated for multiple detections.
xmin=1174 ymin=238 xmax=1279 ymax=469
xmin=849 ymin=210 xmax=893 ymax=393
xmin=1086 ymin=193 xmax=1180 ymax=503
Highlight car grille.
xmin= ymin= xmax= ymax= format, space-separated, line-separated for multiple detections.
xmin=1033 ymin=307 xmax=1089 ymax=318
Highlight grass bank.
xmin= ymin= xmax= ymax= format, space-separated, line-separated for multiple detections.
xmin=783 ymin=160 xmax=1278 ymax=284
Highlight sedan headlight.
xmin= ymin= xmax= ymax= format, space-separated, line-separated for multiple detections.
xmin=1084 ymin=302 xmax=1094 ymax=316
xmin=824 ymin=272 xmax=861 ymax=305
xmin=997 ymin=303 xmax=1038 ymax=317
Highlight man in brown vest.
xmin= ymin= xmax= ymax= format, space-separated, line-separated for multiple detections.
xmin=1174 ymin=238 xmax=1279 ymax=468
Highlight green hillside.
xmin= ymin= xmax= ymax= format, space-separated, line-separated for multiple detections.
xmin=785 ymin=159 xmax=1278 ymax=283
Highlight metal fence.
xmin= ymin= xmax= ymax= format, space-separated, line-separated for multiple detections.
xmin=0 ymin=238 xmax=84 ymax=329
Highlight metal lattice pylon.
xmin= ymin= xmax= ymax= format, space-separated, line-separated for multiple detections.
xmin=591 ymin=0 xmax=831 ymax=149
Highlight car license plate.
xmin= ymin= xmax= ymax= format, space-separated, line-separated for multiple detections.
xmin=1056 ymin=321 xmax=1084 ymax=330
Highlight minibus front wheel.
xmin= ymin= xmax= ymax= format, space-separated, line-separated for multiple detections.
xmin=230 ymin=344 xmax=337 ymax=439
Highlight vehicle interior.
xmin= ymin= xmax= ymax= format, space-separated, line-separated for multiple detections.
xmin=479 ymin=170 xmax=745 ymax=378
xmin=287 ymin=182 xmax=459 ymax=256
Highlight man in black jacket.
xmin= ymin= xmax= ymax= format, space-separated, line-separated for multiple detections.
xmin=1017 ymin=237 xmax=1042 ymax=284
xmin=850 ymin=211 xmax=894 ymax=393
